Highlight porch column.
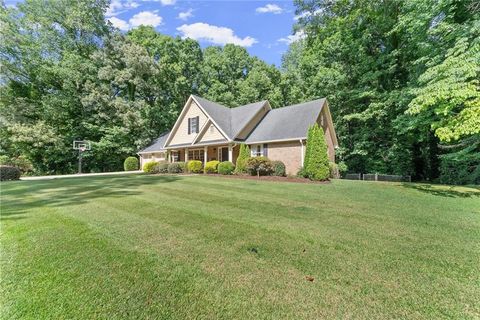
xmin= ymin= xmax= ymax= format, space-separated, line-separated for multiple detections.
xmin=185 ymin=148 xmax=189 ymax=162
xmin=228 ymin=144 xmax=233 ymax=162
xmin=204 ymin=146 xmax=208 ymax=165
xmin=167 ymin=151 xmax=171 ymax=163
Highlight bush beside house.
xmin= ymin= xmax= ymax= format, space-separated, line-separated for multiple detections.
xmin=168 ymin=162 xmax=185 ymax=173
xmin=124 ymin=157 xmax=139 ymax=171
xmin=205 ymin=161 xmax=220 ymax=173
xmin=187 ymin=160 xmax=203 ymax=173
xmin=235 ymin=144 xmax=250 ymax=174
xmin=143 ymin=161 xmax=158 ymax=174
xmin=271 ymin=161 xmax=286 ymax=177
xmin=304 ymin=124 xmax=330 ymax=181
xmin=218 ymin=161 xmax=235 ymax=175
xmin=0 ymin=165 xmax=21 ymax=181
xmin=246 ymin=157 xmax=273 ymax=176
xmin=157 ymin=161 xmax=169 ymax=173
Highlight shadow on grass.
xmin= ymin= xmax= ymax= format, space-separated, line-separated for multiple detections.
xmin=401 ymin=183 xmax=480 ymax=198
xmin=1 ymin=174 xmax=181 ymax=217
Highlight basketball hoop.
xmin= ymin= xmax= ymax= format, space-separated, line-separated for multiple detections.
xmin=73 ymin=140 xmax=91 ymax=174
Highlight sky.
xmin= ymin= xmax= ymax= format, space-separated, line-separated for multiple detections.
xmin=6 ymin=0 xmax=304 ymax=66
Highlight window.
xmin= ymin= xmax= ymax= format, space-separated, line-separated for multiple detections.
xmin=188 ymin=149 xmax=204 ymax=162
xmin=188 ymin=117 xmax=199 ymax=134
xmin=251 ymin=144 xmax=263 ymax=157
xmin=171 ymin=151 xmax=179 ymax=162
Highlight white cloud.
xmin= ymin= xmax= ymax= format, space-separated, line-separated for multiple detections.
xmin=108 ymin=17 xmax=130 ymax=31
xmin=129 ymin=11 xmax=163 ymax=27
xmin=293 ymin=9 xmax=322 ymax=21
xmin=106 ymin=0 xmax=139 ymax=17
xmin=107 ymin=11 xmax=163 ymax=30
xmin=159 ymin=0 xmax=176 ymax=5
xmin=177 ymin=8 xmax=193 ymax=21
xmin=256 ymin=4 xmax=283 ymax=14
xmin=278 ymin=30 xmax=306 ymax=44
xmin=177 ymin=23 xmax=257 ymax=47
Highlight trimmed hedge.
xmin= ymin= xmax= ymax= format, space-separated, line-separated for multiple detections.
xmin=271 ymin=160 xmax=286 ymax=177
xmin=218 ymin=161 xmax=235 ymax=175
xmin=168 ymin=162 xmax=185 ymax=173
xmin=143 ymin=161 xmax=159 ymax=174
xmin=124 ymin=156 xmax=139 ymax=171
xmin=246 ymin=157 xmax=273 ymax=176
xmin=187 ymin=160 xmax=203 ymax=173
xmin=0 ymin=165 xmax=21 ymax=181
xmin=205 ymin=160 xmax=220 ymax=174
xmin=157 ymin=161 xmax=169 ymax=173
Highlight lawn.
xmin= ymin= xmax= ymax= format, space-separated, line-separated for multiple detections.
xmin=1 ymin=175 xmax=479 ymax=319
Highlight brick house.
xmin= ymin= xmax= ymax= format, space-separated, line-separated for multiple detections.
xmin=138 ymin=95 xmax=338 ymax=175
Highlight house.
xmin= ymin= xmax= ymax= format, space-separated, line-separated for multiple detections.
xmin=138 ymin=95 xmax=338 ymax=175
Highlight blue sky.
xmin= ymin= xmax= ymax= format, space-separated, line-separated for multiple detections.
xmin=6 ymin=0 xmax=304 ymax=66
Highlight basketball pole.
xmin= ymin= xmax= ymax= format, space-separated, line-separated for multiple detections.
xmin=78 ymin=149 xmax=83 ymax=174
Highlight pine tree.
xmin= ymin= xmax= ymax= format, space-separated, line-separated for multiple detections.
xmin=305 ymin=124 xmax=330 ymax=180
xmin=235 ymin=144 xmax=250 ymax=174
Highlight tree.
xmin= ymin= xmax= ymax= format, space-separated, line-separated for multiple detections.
xmin=235 ymin=144 xmax=250 ymax=174
xmin=304 ymin=124 xmax=329 ymax=180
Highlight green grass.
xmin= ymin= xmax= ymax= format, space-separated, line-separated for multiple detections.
xmin=1 ymin=175 xmax=479 ymax=319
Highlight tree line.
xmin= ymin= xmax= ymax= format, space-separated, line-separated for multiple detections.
xmin=0 ymin=0 xmax=478 ymax=184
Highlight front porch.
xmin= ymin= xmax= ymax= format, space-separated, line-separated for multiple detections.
xmin=167 ymin=143 xmax=239 ymax=166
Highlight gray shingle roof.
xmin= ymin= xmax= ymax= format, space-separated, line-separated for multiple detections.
xmin=244 ymin=98 xmax=326 ymax=143
xmin=138 ymin=131 xmax=170 ymax=152
xmin=192 ymin=95 xmax=266 ymax=139
xmin=138 ymin=96 xmax=327 ymax=153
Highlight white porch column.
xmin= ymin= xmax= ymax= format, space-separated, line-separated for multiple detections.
xmin=204 ymin=146 xmax=208 ymax=165
xmin=228 ymin=144 xmax=233 ymax=162
xmin=167 ymin=151 xmax=171 ymax=163
xmin=185 ymin=148 xmax=189 ymax=162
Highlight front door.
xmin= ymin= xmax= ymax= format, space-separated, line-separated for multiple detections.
xmin=219 ymin=147 xmax=229 ymax=162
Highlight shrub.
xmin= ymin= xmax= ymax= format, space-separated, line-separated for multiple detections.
xmin=157 ymin=161 xmax=169 ymax=173
xmin=0 ymin=165 xmax=21 ymax=181
xmin=304 ymin=124 xmax=330 ymax=180
xmin=168 ymin=162 xmax=185 ymax=174
xmin=205 ymin=160 xmax=220 ymax=174
xmin=329 ymin=162 xmax=340 ymax=179
xmin=218 ymin=161 xmax=235 ymax=175
xmin=143 ymin=161 xmax=159 ymax=174
xmin=338 ymin=161 xmax=348 ymax=178
xmin=297 ymin=167 xmax=308 ymax=178
xmin=187 ymin=160 xmax=203 ymax=173
xmin=0 ymin=155 xmax=33 ymax=173
xmin=246 ymin=156 xmax=273 ymax=176
xmin=271 ymin=160 xmax=286 ymax=177
xmin=124 ymin=156 xmax=139 ymax=171
xmin=235 ymin=144 xmax=250 ymax=174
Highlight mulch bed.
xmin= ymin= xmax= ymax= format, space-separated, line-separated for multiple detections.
xmin=208 ymin=174 xmax=330 ymax=184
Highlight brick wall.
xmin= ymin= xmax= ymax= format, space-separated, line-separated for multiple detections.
xmin=267 ymin=141 xmax=303 ymax=175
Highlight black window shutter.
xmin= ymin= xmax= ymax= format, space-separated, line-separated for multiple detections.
xmin=196 ymin=116 xmax=199 ymax=133
xmin=263 ymin=144 xmax=268 ymax=157
xmin=188 ymin=118 xmax=191 ymax=134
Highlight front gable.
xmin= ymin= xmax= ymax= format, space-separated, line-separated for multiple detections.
xmin=194 ymin=120 xmax=227 ymax=144
xmin=165 ymin=98 xmax=209 ymax=147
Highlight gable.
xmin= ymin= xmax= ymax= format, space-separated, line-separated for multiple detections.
xmin=195 ymin=121 xmax=227 ymax=144
xmin=166 ymin=100 xmax=208 ymax=147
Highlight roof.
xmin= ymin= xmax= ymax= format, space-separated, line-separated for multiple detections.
xmin=192 ymin=95 xmax=266 ymax=139
xmin=138 ymin=131 xmax=170 ymax=153
xmin=139 ymin=96 xmax=330 ymax=153
xmin=244 ymin=98 xmax=326 ymax=143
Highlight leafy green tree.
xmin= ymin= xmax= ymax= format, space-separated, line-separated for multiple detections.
xmin=235 ymin=144 xmax=250 ymax=174
xmin=304 ymin=124 xmax=329 ymax=180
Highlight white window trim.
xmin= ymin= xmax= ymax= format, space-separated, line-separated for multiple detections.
xmin=188 ymin=149 xmax=205 ymax=162
xmin=250 ymin=144 xmax=263 ymax=157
